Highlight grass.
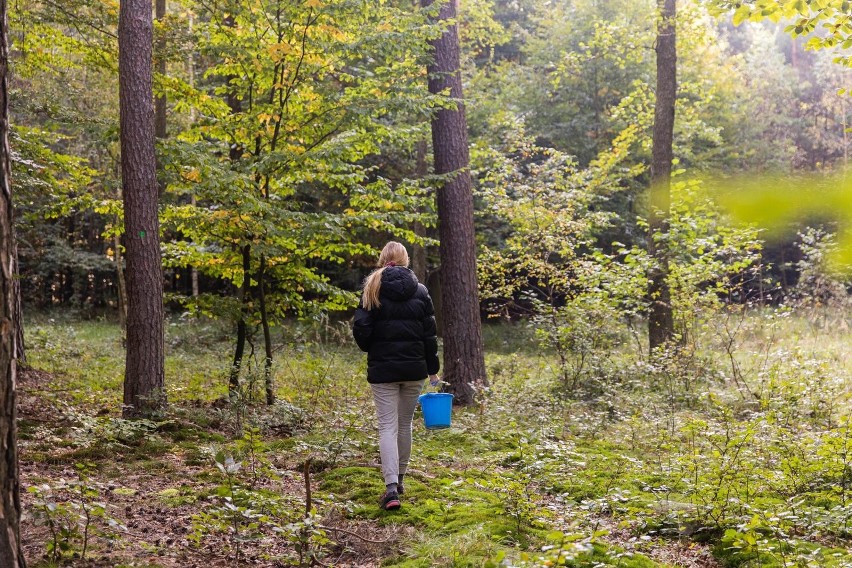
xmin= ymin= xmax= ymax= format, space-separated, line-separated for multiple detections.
xmin=16 ymin=309 xmax=852 ymax=567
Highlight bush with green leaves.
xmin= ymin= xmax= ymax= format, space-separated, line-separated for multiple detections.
xmin=190 ymin=450 xmax=333 ymax=566
xmin=789 ymin=228 xmax=852 ymax=329
xmin=67 ymin=410 xmax=163 ymax=451
xmin=28 ymin=463 xmax=126 ymax=562
xmin=474 ymin=107 xmax=762 ymax=400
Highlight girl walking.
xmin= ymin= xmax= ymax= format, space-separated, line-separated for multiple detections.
xmin=353 ymin=241 xmax=440 ymax=510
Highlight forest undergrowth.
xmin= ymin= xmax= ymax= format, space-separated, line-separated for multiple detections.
xmin=15 ymin=307 xmax=852 ymax=568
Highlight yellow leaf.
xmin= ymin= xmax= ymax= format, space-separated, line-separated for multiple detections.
xmin=267 ymin=42 xmax=292 ymax=61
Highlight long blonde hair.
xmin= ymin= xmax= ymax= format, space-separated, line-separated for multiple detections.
xmin=361 ymin=241 xmax=410 ymax=310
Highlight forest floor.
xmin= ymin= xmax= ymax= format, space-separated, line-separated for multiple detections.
xmin=15 ymin=309 xmax=852 ymax=567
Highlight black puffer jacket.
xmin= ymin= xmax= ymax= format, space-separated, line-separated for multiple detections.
xmin=352 ymin=267 xmax=440 ymax=384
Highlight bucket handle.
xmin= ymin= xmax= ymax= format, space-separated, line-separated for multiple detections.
xmin=422 ymin=375 xmax=446 ymax=395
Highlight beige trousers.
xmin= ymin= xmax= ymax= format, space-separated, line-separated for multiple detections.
xmin=370 ymin=380 xmax=426 ymax=485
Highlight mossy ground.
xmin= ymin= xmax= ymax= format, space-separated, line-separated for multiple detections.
xmin=17 ymin=311 xmax=852 ymax=567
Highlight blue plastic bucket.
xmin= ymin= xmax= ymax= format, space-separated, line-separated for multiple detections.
xmin=418 ymin=393 xmax=454 ymax=430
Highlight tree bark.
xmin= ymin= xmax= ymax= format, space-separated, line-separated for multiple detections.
xmin=119 ymin=0 xmax=166 ymax=417
xmin=0 ymin=0 xmax=25 ymax=562
xmin=421 ymin=0 xmax=487 ymax=405
xmin=648 ymin=0 xmax=676 ymax=354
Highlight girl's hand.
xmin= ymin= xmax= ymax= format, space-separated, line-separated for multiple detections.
xmin=429 ymin=374 xmax=440 ymax=387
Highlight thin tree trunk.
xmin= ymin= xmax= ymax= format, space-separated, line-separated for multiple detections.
xmin=190 ymin=198 xmax=199 ymax=296
xmin=224 ymin=11 xmax=241 ymax=161
xmin=247 ymin=5 xmax=297 ymax=406
xmin=229 ymin=244 xmax=250 ymax=397
xmin=222 ymin=10 xmax=249 ymax=399
xmin=119 ymin=0 xmax=166 ymax=417
xmin=0 ymin=0 xmax=25 ymax=561
xmin=186 ymin=14 xmax=200 ymax=296
xmin=648 ymin=0 xmax=676 ymax=354
xmin=258 ymin=255 xmax=273 ymax=405
xmin=422 ymin=0 xmax=487 ymax=405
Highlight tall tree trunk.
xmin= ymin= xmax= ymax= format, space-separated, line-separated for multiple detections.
xmin=257 ymin=255 xmax=273 ymax=405
xmin=222 ymin=10 xmax=249 ymax=399
xmin=648 ymin=0 xmax=676 ymax=354
xmin=190 ymin=198 xmax=199 ymax=296
xmin=0 ymin=0 xmax=25 ymax=562
xmin=119 ymin=0 xmax=166 ymax=417
xmin=187 ymin=13 xmax=200 ymax=297
xmin=229 ymin=244 xmax=250 ymax=397
xmin=421 ymin=0 xmax=486 ymax=405
xmin=154 ymin=0 xmax=167 ymax=196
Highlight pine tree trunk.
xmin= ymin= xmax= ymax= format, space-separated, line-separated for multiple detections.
xmin=0 ymin=0 xmax=25 ymax=561
xmin=119 ymin=0 xmax=166 ymax=417
xmin=648 ymin=0 xmax=677 ymax=354
xmin=421 ymin=0 xmax=487 ymax=405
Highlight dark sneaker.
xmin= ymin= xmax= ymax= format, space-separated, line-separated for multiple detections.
xmin=379 ymin=490 xmax=401 ymax=510
xmin=397 ymin=483 xmax=405 ymax=496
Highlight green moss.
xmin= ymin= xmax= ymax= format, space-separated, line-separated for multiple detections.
xmin=320 ymin=464 xmax=523 ymax=568
xmin=384 ymin=526 xmax=507 ymax=567
xmin=157 ymin=486 xmax=200 ymax=507
xmin=319 ymin=463 xmax=550 ymax=565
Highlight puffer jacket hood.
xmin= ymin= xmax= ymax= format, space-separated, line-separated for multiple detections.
xmin=380 ymin=266 xmax=418 ymax=302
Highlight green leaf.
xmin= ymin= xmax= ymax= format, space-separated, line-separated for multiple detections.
xmin=733 ymin=5 xmax=751 ymax=25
